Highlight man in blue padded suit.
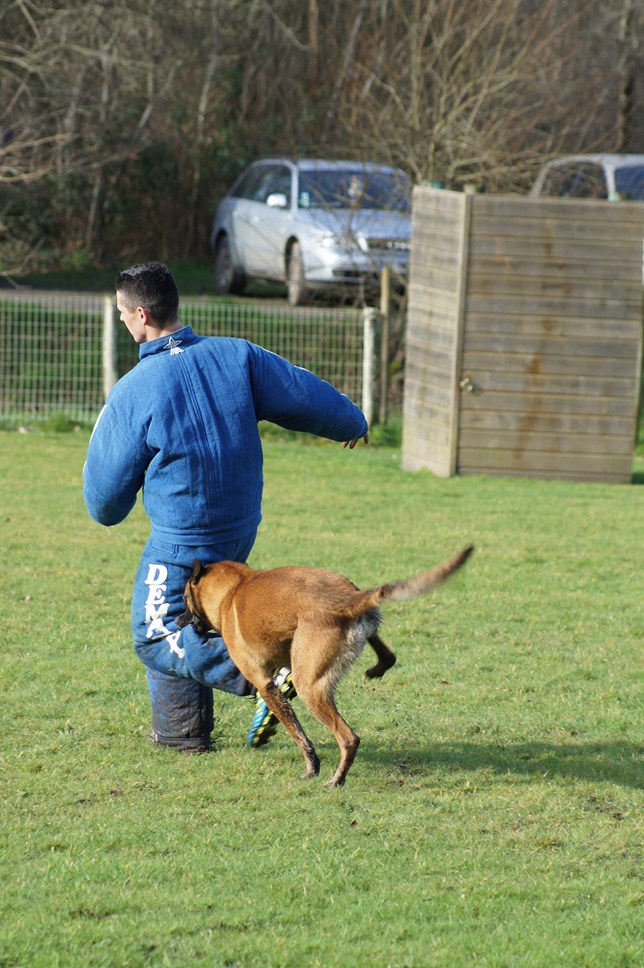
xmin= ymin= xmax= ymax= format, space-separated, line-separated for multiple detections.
xmin=83 ymin=262 xmax=368 ymax=752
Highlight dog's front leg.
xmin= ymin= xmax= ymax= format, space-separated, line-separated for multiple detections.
xmin=259 ymin=680 xmax=321 ymax=780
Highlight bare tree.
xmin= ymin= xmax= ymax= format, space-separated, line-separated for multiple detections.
xmin=2 ymin=0 xmax=644 ymax=276
xmin=309 ymin=0 xmax=586 ymax=190
xmin=615 ymin=0 xmax=644 ymax=151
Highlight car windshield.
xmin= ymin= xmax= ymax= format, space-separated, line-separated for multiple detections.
xmin=614 ymin=166 xmax=644 ymax=200
xmin=298 ymin=169 xmax=411 ymax=212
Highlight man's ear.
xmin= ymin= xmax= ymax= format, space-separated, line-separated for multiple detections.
xmin=138 ymin=305 xmax=154 ymax=326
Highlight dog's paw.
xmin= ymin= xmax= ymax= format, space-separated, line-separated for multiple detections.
xmin=300 ymin=750 xmax=321 ymax=780
xmin=365 ymin=653 xmax=397 ymax=679
xmin=325 ymin=774 xmax=346 ymax=788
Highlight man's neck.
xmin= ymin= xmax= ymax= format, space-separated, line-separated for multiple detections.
xmin=144 ymin=319 xmax=183 ymax=343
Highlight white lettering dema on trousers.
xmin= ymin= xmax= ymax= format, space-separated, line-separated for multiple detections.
xmin=144 ymin=563 xmax=185 ymax=659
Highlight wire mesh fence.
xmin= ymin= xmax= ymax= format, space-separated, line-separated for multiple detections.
xmin=0 ymin=292 xmax=366 ymax=426
xmin=1 ymin=291 xmax=105 ymax=424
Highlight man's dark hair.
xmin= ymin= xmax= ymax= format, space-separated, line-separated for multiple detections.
xmin=116 ymin=262 xmax=180 ymax=324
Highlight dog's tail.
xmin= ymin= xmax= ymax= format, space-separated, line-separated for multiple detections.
xmin=346 ymin=545 xmax=474 ymax=618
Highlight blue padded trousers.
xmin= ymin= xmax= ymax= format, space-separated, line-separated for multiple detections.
xmin=131 ymin=531 xmax=257 ymax=749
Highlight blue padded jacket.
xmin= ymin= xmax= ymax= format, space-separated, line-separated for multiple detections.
xmin=83 ymin=326 xmax=368 ymax=543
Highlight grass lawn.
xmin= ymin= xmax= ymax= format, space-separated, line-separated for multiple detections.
xmin=0 ymin=432 xmax=641 ymax=967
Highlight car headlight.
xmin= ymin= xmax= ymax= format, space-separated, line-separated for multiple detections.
xmin=319 ymin=233 xmax=361 ymax=253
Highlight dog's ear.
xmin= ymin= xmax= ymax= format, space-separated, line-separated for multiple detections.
xmin=176 ymin=564 xmax=202 ymax=630
xmin=190 ymin=560 xmax=205 ymax=584
xmin=178 ymin=561 xmax=211 ymax=635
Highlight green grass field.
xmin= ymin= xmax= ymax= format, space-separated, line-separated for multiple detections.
xmin=1 ymin=431 xmax=642 ymax=967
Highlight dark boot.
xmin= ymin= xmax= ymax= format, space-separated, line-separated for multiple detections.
xmin=146 ymin=667 xmax=214 ymax=752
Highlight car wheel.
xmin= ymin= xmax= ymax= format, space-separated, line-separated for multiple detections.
xmin=287 ymin=242 xmax=309 ymax=306
xmin=214 ymin=234 xmax=246 ymax=295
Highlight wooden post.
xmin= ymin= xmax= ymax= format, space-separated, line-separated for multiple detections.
xmin=102 ymin=295 xmax=118 ymax=400
xmin=447 ymin=192 xmax=473 ymax=477
xmin=362 ymin=307 xmax=377 ymax=427
xmin=379 ymin=265 xmax=391 ymax=425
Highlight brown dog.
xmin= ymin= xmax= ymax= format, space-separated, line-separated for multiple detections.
xmin=177 ymin=545 xmax=473 ymax=786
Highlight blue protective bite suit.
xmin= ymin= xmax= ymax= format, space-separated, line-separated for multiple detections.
xmin=83 ymin=326 xmax=368 ymax=746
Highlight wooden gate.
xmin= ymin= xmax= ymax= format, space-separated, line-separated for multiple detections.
xmin=402 ymin=187 xmax=643 ymax=483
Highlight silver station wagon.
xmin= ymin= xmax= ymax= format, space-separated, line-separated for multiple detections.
xmin=210 ymin=158 xmax=412 ymax=305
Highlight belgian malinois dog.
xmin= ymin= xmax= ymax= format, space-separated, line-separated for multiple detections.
xmin=178 ymin=545 xmax=473 ymax=786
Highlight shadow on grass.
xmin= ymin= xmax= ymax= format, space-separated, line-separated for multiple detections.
xmin=365 ymin=740 xmax=642 ymax=790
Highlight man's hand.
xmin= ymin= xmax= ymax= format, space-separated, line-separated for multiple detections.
xmin=343 ymin=433 xmax=369 ymax=449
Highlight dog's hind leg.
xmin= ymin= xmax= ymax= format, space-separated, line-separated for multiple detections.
xmin=253 ymin=679 xmax=321 ymax=780
xmin=296 ymin=680 xmax=360 ymax=788
xmin=291 ymin=623 xmax=365 ymax=786
xmin=365 ymin=633 xmax=396 ymax=679
xmin=227 ymin=644 xmax=321 ymax=779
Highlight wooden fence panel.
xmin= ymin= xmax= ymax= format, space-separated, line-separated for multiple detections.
xmin=403 ymin=188 xmax=643 ymax=483
xmin=402 ymin=188 xmax=470 ymax=475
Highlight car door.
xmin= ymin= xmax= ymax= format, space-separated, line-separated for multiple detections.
xmin=227 ymin=164 xmax=273 ymax=275
xmin=231 ymin=163 xmax=292 ymax=278
xmin=247 ymin=164 xmax=293 ymax=277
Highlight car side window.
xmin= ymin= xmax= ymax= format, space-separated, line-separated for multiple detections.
xmin=540 ymin=167 xmax=565 ymax=196
xmin=253 ymin=165 xmax=291 ymax=205
xmin=567 ymin=163 xmax=607 ymax=198
xmin=614 ymin=166 xmax=644 ymax=200
xmin=542 ymin=163 xmax=607 ymax=199
xmin=231 ymin=166 xmax=270 ymax=200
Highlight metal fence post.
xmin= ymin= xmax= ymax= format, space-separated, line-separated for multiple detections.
xmin=102 ymin=295 xmax=118 ymax=400
xmin=362 ymin=306 xmax=377 ymax=426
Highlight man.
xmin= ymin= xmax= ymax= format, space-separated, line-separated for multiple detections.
xmin=83 ymin=262 xmax=368 ymax=752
